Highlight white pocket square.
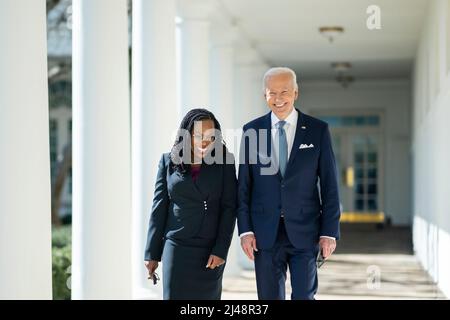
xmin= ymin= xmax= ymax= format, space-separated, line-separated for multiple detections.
xmin=299 ymin=143 xmax=314 ymax=149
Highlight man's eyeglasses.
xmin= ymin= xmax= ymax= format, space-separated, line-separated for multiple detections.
xmin=148 ymin=272 xmax=160 ymax=285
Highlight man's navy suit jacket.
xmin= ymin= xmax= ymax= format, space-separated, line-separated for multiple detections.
xmin=237 ymin=109 xmax=340 ymax=249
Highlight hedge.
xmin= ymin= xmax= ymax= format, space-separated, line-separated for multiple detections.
xmin=52 ymin=225 xmax=71 ymax=300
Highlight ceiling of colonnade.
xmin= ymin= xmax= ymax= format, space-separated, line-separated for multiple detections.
xmin=47 ymin=0 xmax=429 ymax=81
xmin=219 ymin=0 xmax=428 ymax=80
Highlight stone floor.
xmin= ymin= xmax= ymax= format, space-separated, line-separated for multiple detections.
xmin=222 ymin=224 xmax=446 ymax=300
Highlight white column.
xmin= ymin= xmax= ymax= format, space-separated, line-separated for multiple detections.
xmin=210 ymin=24 xmax=241 ymax=276
xmin=210 ymin=25 xmax=242 ymax=277
xmin=210 ymin=26 xmax=238 ymax=132
xmin=250 ymin=62 xmax=270 ymax=116
xmin=178 ymin=0 xmax=213 ymax=113
xmin=72 ymin=0 xmax=132 ymax=299
xmin=234 ymin=48 xmax=258 ymax=125
xmin=234 ymin=65 xmax=251 ymax=125
xmin=0 ymin=0 xmax=52 ymax=299
xmin=132 ymin=0 xmax=178 ymax=300
xmin=233 ymin=47 xmax=269 ymax=271
xmin=234 ymin=48 xmax=269 ymax=125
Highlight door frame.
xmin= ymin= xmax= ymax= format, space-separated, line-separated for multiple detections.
xmin=308 ymin=108 xmax=386 ymax=219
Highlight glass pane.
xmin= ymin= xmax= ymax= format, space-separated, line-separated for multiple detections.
xmin=355 ymin=199 xmax=365 ymax=210
xmin=321 ymin=116 xmax=340 ymax=127
xmin=368 ymin=168 xmax=377 ymax=179
xmin=342 ymin=117 xmax=354 ymax=126
xmin=350 ymin=133 xmax=380 ymax=213
xmin=354 ymin=152 xmax=364 ymax=164
xmin=354 ymin=116 xmax=366 ymax=126
xmin=356 ymin=168 xmax=364 ymax=179
xmin=356 ymin=184 xmax=365 ymax=194
xmin=367 ymin=116 xmax=380 ymax=126
xmin=318 ymin=115 xmax=380 ymax=128
xmin=368 ymin=152 xmax=377 ymax=163
xmin=368 ymin=198 xmax=377 ymax=210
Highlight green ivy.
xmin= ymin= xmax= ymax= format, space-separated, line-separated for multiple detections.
xmin=52 ymin=226 xmax=71 ymax=300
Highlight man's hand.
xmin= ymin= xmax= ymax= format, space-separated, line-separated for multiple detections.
xmin=206 ymin=255 xmax=225 ymax=269
xmin=144 ymin=260 xmax=159 ymax=279
xmin=241 ymin=234 xmax=258 ymax=260
xmin=319 ymin=237 xmax=336 ymax=259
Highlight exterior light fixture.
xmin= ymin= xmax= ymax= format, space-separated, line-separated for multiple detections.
xmin=331 ymin=62 xmax=352 ymax=72
xmin=319 ymin=26 xmax=344 ymax=43
xmin=336 ymin=74 xmax=354 ymax=88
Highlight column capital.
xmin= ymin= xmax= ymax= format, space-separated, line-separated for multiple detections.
xmin=210 ymin=23 xmax=240 ymax=48
xmin=177 ymin=0 xmax=214 ymax=21
xmin=250 ymin=63 xmax=270 ymax=82
xmin=235 ymin=45 xmax=264 ymax=66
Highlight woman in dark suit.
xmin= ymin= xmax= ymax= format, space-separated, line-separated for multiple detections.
xmin=144 ymin=108 xmax=237 ymax=300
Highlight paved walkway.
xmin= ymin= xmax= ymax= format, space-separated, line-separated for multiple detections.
xmin=222 ymin=224 xmax=446 ymax=300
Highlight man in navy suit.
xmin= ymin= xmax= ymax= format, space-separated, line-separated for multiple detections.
xmin=237 ymin=67 xmax=340 ymax=300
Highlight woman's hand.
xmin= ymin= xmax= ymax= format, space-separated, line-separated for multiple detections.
xmin=206 ymin=255 xmax=225 ymax=269
xmin=144 ymin=260 xmax=159 ymax=279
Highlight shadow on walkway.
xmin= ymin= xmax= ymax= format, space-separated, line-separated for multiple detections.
xmin=222 ymin=223 xmax=446 ymax=300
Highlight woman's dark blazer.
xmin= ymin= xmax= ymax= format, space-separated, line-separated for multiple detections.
xmin=144 ymin=151 xmax=237 ymax=262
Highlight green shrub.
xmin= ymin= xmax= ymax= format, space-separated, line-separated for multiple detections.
xmin=52 ymin=226 xmax=71 ymax=300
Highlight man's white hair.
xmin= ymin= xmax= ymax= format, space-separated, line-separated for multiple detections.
xmin=262 ymin=67 xmax=299 ymax=92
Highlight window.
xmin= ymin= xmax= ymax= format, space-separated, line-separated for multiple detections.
xmin=317 ymin=115 xmax=381 ymax=213
xmin=318 ymin=115 xmax=380 ymax=128
xmin=352 ymin=135 xmax=379 ymax=212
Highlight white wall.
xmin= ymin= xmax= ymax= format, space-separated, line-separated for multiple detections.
xmin=300 ymin=79 xmax=412 ymax=226
xmin=412 ymin=0 xmax=450 ymax=298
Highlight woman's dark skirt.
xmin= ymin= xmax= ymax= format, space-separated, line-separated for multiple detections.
xmin=162 ymin=237 xmax=225 ymax=300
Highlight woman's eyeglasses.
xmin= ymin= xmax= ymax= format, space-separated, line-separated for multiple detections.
xmin=192 ymin=134 xmax=216 ymax=142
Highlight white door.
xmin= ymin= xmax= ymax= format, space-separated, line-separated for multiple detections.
xmin=312 ymin=112 xmax=384 ymax=222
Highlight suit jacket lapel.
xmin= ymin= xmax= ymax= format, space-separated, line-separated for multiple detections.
xmin=263 ymin=111 xmax=272 ymax=159
xmin=259 ymin=110 xmax=305 ymax=179
xmin=194 ymin=162 xmax=223 ymax=198
xmin=286 ymin=109 xmax=307 ymax=171
xmin=193 ymin=163 xmax=209 ymax=197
